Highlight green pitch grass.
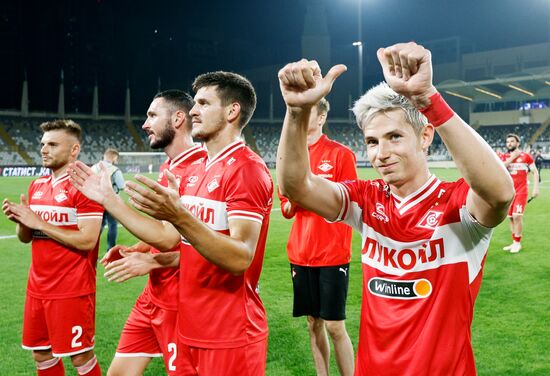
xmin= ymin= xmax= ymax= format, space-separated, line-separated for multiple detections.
xmin=0 ymin=169 xmax=548 ymax=375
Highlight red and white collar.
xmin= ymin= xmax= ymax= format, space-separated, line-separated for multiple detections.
xmin=205 ymin=140 xmax=245 ymax=171
xmin=392 ymin=175 xmax=441 ymax=215
xmin=51 ymin=172 xmax=70 ymax=188
xmin=169 ymin=144 xmax=204 ymax=169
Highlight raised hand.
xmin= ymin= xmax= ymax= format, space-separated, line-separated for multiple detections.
xmin=125 ymin=169 xmax=183 ymax=221
xmin=278 ymin=59 xmax=347 ymax=109
xmin=101 ymin=244 xmax=129 ymax=266
xmin=3 ymin=194 xmax=44 ymax=229
xmin=68 ymin=161 xmax=117 ymax=205
xmin=101 ymin=242 xmax=151 ymax=266
xmin=3 ymin=197 xmax=18 ymax=223
xmin=377 ymin=42 xmax=436 ymax=104
xmin=103 ymin=249 xmax=154 ymax=283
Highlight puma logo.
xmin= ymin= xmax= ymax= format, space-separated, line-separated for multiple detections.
xmin=339 ymin=267 xmax=348 ymax=276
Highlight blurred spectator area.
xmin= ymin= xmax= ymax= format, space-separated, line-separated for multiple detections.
xmin=0 ymin=115 xmax=150 ymax=165
xmin=2 ymin=114 xmax=550 ymax=166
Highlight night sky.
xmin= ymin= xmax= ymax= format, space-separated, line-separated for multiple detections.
xmin=1 ymin=0 xmax=549 ymax=116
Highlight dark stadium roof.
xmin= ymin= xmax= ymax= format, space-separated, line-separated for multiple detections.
xmin=438 ymin=68 xmax=550 ymax=104
xmin=1 ymin=0 xmax=549 ymax=113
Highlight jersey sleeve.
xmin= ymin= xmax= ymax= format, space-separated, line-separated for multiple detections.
xmin=335 ymin=148 xmax=358 ymax=182
xmin=73 ymin=189 xmax=104 ymax=221
xmin=225 ymin=161 xmax=273 ymax=224
xmin=447 ymin=179 xmax=493 ymax=282
xmin=333 ymin=179 xmax=367 ymax=232
xmin=27 ymin=180 xmax=35 ymax=200
xmin=525 ymin=153 xmax=534 ymax=165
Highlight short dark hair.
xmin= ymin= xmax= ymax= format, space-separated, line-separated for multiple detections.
xmin=506 ymin=133 xmax=520 ymax=143
xmin=154 ymin=89 xmax=195 ymax=114
xmin=39 ymin=119 xmax=82 ymax=142
xmin=192 ymin=71 xmax=257 ymax=128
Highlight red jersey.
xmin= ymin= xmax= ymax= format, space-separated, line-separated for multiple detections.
xmin=280 ymin=135 xmax=357 ymax=266
xmin=177 ymin=140 xmax=273 ymax=348
xmin=335 ymin=175 xmax=492 ymax=376
xmin=498 ymin=151 xmax=533 ymax=195
xmin=144 ymin=145 xmax=207 ymax=311
xmin=27 ymin=173 xmax=104 ymax=299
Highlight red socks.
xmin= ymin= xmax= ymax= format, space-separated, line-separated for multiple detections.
xmin=75 ymin=356 xmax=101 ymax=376
xmin=36 ymin=357 xmax=65 ymax=376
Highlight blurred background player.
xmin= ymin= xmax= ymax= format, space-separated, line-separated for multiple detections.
xmin=2 ymin=119 xmax=103 ymax=376
xmin=276 ymin=42 xmax=514 ymax=375
xmin=534 ymin=148 xmax=543 ymax=183
xmin=92 ymin=148 xmax=125 ymax=253
xmin=498 ymin=133 xmax=539 ymax=253
xmin=278 ymin=97 xmax=356 ymax=376
xmin=100 ymin=90 xmax=205 ymax=376
xmin=68 ymin=72 xmax=273 ymax=375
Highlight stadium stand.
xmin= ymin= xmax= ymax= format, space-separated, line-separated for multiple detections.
xmin=477 ymin=123 xmax=540 ymax=150
xmin=2 ymin=114 xmax=550 ymax=168
xmin=0 ymin=115 xmax=151 ymax=165
xmin=248 ymin=122 xmax=282 ymax=164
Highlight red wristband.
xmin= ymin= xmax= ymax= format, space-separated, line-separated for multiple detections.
xmin=419 ymin=92 xmax=454 ymax=127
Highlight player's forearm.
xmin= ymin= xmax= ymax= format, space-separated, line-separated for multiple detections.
xmin=37 ymin=222 xmax=99 ymax=251
xmin=532 ymin=168 xmax=540 ymax=193
xmin=103 ymin=194 xmax=180 ymax=251
xmin=276 ymin=108 xmax=343 ymax=220
xmin=276 ymin=108 xmax=314 ymax=201
xmin=171 ymin=209 xmax=254 ymax=275
xmin=16 ymin=223 xmax=32 ymax=243
xmin=437 ymin=115 xmax=514 ymax=209
xmin=151 ymin=251 xmax=180 ymax=269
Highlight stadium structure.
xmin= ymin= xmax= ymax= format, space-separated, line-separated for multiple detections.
xmin=1 ymin=4 xmax=549 ymax=175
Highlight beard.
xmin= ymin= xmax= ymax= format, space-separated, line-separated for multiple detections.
xmin=42 ymin=156 xmax=66 ymax=170
xmin=150 ymin=122 xmax=176 ymax=149
xmin=507 ymin=146 xmax=517 ymax=152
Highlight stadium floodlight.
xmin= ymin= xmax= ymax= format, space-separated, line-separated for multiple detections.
xmin=444 ymin=91 xmax=473 ymax=101
xmin=507 ymin=84 xmax=534 ymax=97
xmin=474 ymin=87 xmax=502 ymax=99
xmin=356 ymin=0 xmax=363 ymax=96
xmin=353 ymin=40 xmax=364 ymax=96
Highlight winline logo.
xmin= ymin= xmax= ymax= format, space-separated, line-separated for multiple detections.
xmin=368 ymin=277 xmax=432 ymax=300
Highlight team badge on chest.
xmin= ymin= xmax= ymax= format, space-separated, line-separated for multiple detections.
xmin=207 ymin=178 xmax=220 ymax=193
xmin=54 ymin=192 xmax=68 ymax=203
xmin=318 ymin=161 xmax=333 ymax=172
xmin=417 ymin=210 xmax=443 ymax=230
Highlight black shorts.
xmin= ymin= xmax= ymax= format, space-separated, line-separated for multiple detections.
xmin=290 ymin=263 xmax=350 ymax=321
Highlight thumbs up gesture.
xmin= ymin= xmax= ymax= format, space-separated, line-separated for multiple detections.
xmin=278 ymin=59 xmax=347 ymax=109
